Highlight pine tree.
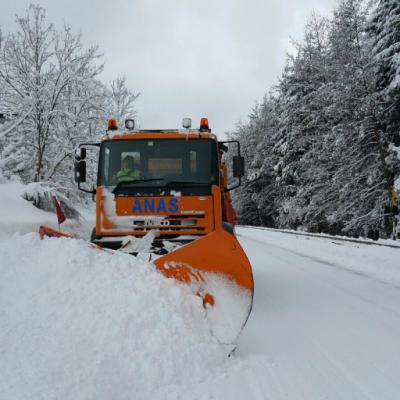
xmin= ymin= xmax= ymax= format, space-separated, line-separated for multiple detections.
xmin=368 ymin=0 xmax=400 ymax=145
xmin=231 ymin=0 xmax=399 ymax=238
xmin=272 ymin=15 xmax=331 ymax=230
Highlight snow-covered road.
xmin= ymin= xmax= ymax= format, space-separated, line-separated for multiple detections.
xmin=236 ymin=227 xmax=400 ymax=400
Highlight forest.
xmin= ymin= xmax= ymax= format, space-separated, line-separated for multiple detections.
xmin=231 ymin=0 xmax=400 ymax=239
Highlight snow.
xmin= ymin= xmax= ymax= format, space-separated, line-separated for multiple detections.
xmin=23 ymin=181 xmax=54 ymax=204
xmin=120 ymin=230 xmax=159 ymax=253
xmin=241 ymin=225 xmax=400 ymax=248
xmin=235 ymin=227 xmax=400 ymax=400
xmin=238 ymin=227 xmax=400 ymax=286
xmin=0 ymin=181 xmax=92 ymax=240
xmin=0 ymin=182 xmax=57 ymax=240
xmin=2 ymin=182 xmax=400 ymax=399
xmin=201 ymin=274 xmax=252 ymax=345
xmin=0 ymin=182 xmax=257 ymax=399
xmin=389 ymin=73 xmax=400 ymax=90
xmin=0 ymin=234 xmax=237 ymax=399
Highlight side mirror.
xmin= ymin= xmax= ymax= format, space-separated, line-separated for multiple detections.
xmin=75 ymin=147 xmax=86 ymax=161
xmin=74 ymin=160 xmax=86 ymax=183
xmin=233 ymin=156 xmax=245 ymax=178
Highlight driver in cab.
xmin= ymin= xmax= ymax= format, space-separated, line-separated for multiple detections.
xmin=116 ymin=155 xmax=141 ymax=183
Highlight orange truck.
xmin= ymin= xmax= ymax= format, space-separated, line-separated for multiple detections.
xmin=42 ymin=117 xmax=253 ymax=343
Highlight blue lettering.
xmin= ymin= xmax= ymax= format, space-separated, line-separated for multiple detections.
xmin=168 ymin=198 xmax=179 ymax=213
xmin=156 ymin=198 xmax=167 ymax=213
xmin=132 ymin=197 xmax=178 ymax=214
xmin=144 ymin=198 xmax=155 ymax=213
xmin=132 ymin=199 xmax=142 ymax=213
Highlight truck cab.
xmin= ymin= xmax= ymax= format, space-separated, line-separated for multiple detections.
xmin=75 ymin=118 xmax=244 ymax=251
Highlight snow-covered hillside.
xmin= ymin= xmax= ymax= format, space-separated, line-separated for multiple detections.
xmin=1 ymin=182 xmax=400 ymax=399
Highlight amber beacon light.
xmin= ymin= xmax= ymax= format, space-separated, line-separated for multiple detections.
xmin=107 ymin=118 xmax=118 ymax=131
xmin=200 ymin=117 xmax=210 ymax=132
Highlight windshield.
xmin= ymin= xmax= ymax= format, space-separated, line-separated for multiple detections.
xmin=98 ymin=139 xmax=219 ymax=187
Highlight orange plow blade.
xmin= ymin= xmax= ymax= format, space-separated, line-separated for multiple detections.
xmin=154 ymin=228 xmax=254 ymax=344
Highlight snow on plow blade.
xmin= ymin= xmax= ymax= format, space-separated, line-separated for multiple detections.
xmin=154 ymin=228 xmax=254 ymax=344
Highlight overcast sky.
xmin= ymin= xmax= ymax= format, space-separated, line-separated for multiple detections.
xmin=0 ymin=0 xmax=338 ymax=137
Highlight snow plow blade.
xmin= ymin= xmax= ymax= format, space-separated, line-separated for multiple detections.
xmin=154 ymin=228 xmax=254 ymax=344
xmin=38 ymin=224 xmax=253 ymax=344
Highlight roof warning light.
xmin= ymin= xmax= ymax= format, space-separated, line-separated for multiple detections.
xmin=107 ymin=118 xmax=118 ymax=131
xmin=200 ymin=117 xmax=210 ymax=132
xmin=182 ymin=118 xmax=192 ymax=129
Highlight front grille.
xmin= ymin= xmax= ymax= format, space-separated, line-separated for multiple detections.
xmin=129 ymin=214 xmax=206 ymax=232
xmin=133 ymin=226 xmax=206 ymax=232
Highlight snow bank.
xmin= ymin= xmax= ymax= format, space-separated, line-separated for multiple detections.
xmin=0 ymin=234 xmax=236 ymax=399
xmin=0 ymin=182 xmax=56 ymax=239
xmin=23 ymin=182 xmax=81 ymax=219
xmin=240 ymin=225 xmax=400 ymax=247
xmin=0 ymin=181 xmax=92 ymax=240
xmin=238 ymin=227 xmax=400 ymax=287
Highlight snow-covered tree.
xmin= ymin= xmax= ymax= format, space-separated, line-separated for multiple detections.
xmin=324 ymin=0 xmax=392 ymax=238
xmin=0 ymin=5 xmax=102 ymax=183
xmin=107 ymin=76 xmax=140 ymax=127
xmin=367 ymin=0 xmax=400 ymax=145
xmin=231 ymin=0 xmax=400 ymax=239
xmin=0 ymin=4 xmax=139 ymax=202
xmin=271 ymin=14 xmax=332 ymax=230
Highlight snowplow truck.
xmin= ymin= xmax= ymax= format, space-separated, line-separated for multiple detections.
xmin=42 ymin=117 xmax=254 ymax=344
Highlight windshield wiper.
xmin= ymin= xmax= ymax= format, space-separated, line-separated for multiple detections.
xmin=112 ymin=178 xmax=166 ymax=193
xmin=165 ymin=181 xmax=211 ymax=186
xmin=112 ymin=179 xmax=212 ymax=194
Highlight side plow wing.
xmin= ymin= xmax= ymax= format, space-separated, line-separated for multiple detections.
xmin=154 ymin=228 xmax=254 ymax=344
xmin=39 ymin=225 xmax=74 ymax=239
